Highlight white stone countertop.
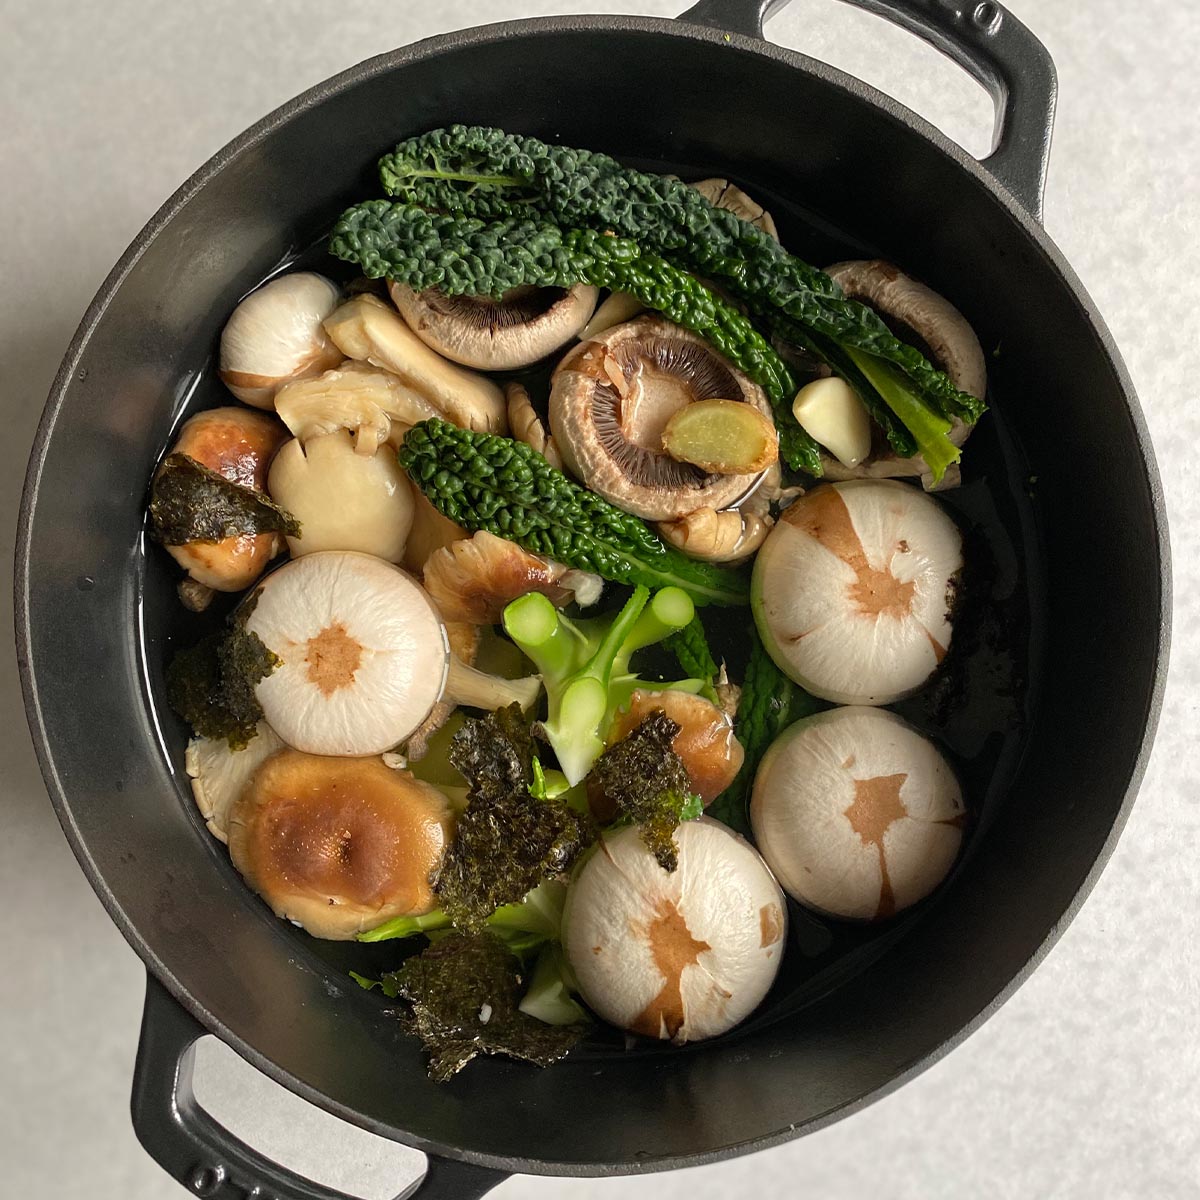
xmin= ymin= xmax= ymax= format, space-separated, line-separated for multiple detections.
xmin=1 ymin=1 xmax=1196 ymax=1196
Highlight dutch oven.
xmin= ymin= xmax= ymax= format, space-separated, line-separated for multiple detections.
xmin=15 ymin=1 xmax=1169 ymax=1197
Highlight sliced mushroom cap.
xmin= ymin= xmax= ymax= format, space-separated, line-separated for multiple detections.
xmin=751 ymin=707 xmax=964 ymax=920
xmin=821 ymin=260 xmax=986 ymax=488
xmin=390 ymin=282 xmax=599 ymax=371
xmin=562 ymin=820 xmax=785 ymax=1043
xmin=549 ymin=316 xmax=771 ymax=521
xmin=227 ymin=749 xmax=454 ymax=938
xmin=162 ymin=406 xmax=289 ymax=592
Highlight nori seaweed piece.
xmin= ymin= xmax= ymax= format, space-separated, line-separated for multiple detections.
xmin=150 ymin=453 xmax=300 ymax=545
xmin=585 ymin=711 xmax=699 ymax=872
xmin=434 ymin=706 xmax=595 ymax=928
xmin=165 ymin=606 xmax=280 ymax=749
xmin=386 ymin=929 xmax=587 ymax=1081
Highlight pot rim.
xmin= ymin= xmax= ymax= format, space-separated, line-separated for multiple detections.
xmin=14 ymin=13 xmax=1172 ymax=1177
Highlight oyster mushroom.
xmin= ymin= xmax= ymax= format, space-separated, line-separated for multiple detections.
xmin=267 ymin=430 xmax=414 ymax=562
xmin=219 ymin=272 xmax=344 ymax=408
xmin=422 ymin=530 xmax=600 ymax=624
xmin=821 ymin=260 xmax=986 ymax=488
xmin=185 ymin=721 xmax=286 ymax=843
xmin=323 ymin=294 xmax=506 ymax=433
xmin=604 ymin=689 xmax=744 ymax=805
xmin=505 ymin=381 xmax=562 ymax=470
xmin=227 ymin=749 xmax=454 ymax=939
xmin=389 ymin=282 xmax=598 ymax=370
xmin=752 ymin=480 xmax=963 ymax=706
xmin=549 ymin=316 xmax=771 ymax=521
xmin=244 ymin=551 xmax=540 ymax=757
xmin=273 ymin=360 xmax=442 ymax=455
xmin=562 ymin=820 xmax=785 ymax=1043
xmin=401 ymin=490 xmax=468 ymax=580
xmin=751 ymin=707 xmax=964 ymax=920
xmin=160 ymin=406 xmax=289 ymax=592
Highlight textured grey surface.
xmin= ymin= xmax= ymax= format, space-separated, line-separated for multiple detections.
xmin=1 ymin=1 xmax=1197 ymax=1197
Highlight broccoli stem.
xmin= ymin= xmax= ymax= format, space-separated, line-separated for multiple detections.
xmin=612 ymin=586 xmax=694 ymax=675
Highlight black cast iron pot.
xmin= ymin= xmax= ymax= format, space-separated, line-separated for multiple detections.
xmin=15 ymin=1 xmax=1169 ymax=1197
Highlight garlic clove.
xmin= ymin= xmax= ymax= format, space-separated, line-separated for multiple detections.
xmin=219 ymin=272 xmax=344 ymax=409
xmin=579 ymin=291 xmax=647 ymax=340
xmin=792 ymin=376 xmax=872 ymax=468
xmin=244 ymin=551 xmax=448 ymax=757
xmin=267 ymin=431 xmax=414 ymax=562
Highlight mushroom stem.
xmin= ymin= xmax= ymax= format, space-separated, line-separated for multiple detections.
xmin=443 ymin=655 xmax=541 ymax=713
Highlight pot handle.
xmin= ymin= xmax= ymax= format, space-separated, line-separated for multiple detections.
xmin=131 ymin=975 xmax=508 ymax=1200
xmin=678 ymin=0 xmax=1057 ymax=219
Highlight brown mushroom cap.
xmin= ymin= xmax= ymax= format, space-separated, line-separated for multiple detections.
xmin=605 ymin=690 xmax=745 ymax=806
xmin=549 ymin=316 xmax=771 ymax=521
xmin=227 ymin=749 xmax=453 ymax=939
xmin=389 ymin=282 xmax=599 ymax=371
xmin=820 ymin=260 xmax=986 ymax=488
xmin=163 ymin=406 xmax=289 ymax=591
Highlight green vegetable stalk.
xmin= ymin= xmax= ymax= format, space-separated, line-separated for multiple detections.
xmin=502 ymin=585 xmax=699 ymax=785
xmin=374 ymin=126 xmax=985 ymax=464
xmin=331 ymin=202 xmax=820 ymax=474
xmin=708 ymin=633 xmax=825 ymax=835
xmin=398 ymin=419 xmax=750 ymax=607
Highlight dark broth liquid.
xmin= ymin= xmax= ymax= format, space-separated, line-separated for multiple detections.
xmin=145 ymin=159 xmax=1043 ymax=1058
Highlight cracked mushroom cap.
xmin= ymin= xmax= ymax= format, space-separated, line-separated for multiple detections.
xmin=752 ymin=480 xmax=963 ymax=706
xmin=549 ymin=316 xmax=771 ymax=521
xmin=751 ymin=707 xmax=965 ymax=920
xmin=822 ymin=260 xmax=986 ymax=487
xmin=389 ymin=282 xmax=599 ymax=371
xmin=227 ymin=749 xmax=454 ymax=939
xmin=562 ymin=819 xmax=785 ymax=1043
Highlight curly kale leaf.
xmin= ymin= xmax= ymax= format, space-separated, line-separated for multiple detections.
xmin=150 ymin=453 xmax=299 ymax=544
xmin=662 ymin=615 xmax=719 ymax=693
xmin=398 ymin=419 xmax=750 ymax=607
xmin=384 ymin=930 xmax=587 ymax=1081
xmin=586 ymin=711 xmax=700 ymax=872
xmin=331 ymin=202 xmax=818 ymax=472
xmin=435 ymin=706 xmax=595 ymax=928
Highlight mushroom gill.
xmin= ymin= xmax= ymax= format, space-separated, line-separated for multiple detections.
xmin=550 ymin=316 xmax=772 ymax=521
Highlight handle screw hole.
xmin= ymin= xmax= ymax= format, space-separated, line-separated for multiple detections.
xmin=973 ymin=2 xmax=1000 ymax=31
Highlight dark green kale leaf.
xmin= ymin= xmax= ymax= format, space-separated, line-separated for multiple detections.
xmin=386 ymin=929 xmax=587 ymax=1081
xmin=150 ymin=453 xmax=300 ymax=544
xmin=586 ymin=711 xmax=699 ymax=872
xmin=435 ymin=706 xmax=595 ymax=928
xmin=165 ymin=604 xmax=280 ymax=749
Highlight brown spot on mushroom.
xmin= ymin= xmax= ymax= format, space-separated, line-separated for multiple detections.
xmin=305 ymin=623 xmax=363 ymax=696
xmin=630 ymin=899 xmax=712 ymax=1040
xmin=844 ymin=773 xmax=909 ymax=919
xmin=759 ymin=903 xmax=784 ymax=948
xmin=784 ymin=487 xmax=916 ymax=620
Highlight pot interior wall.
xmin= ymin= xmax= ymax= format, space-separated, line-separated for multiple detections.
xmin=22 ymin=22 xmax=1162 ymax=1171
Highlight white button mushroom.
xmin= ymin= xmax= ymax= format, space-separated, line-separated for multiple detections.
xmin=244 ymin=551 xmax=449 ymax=757
xmin=267 ymin=430 xmax=414 ymax=562
xmin=219 ymin=272 xmax=344 ymax=408
xmin=751 ymin=707 xmax=964 ymax=921
xmin=752 ymin=479 xmax=963 ymax=705
xmin=562 ymin=820 xmax=785 ymax=1043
